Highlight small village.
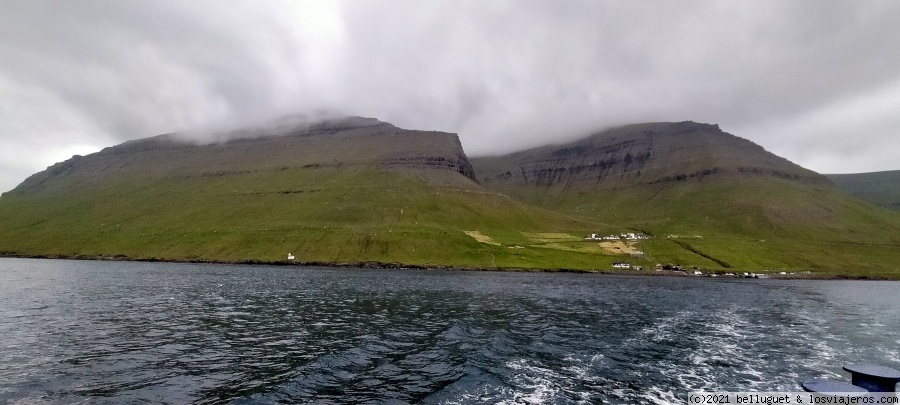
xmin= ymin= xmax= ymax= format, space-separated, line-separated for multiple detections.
xmin=585 ymin=231 xmax=776 ymax=277
xmin=583 ymin=231 xmax=653 ymax=271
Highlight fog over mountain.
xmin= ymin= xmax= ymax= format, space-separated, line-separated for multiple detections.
xmin=2 ymin=0 xmax=900 ymax=192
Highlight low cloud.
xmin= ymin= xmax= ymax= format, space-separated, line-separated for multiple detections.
xmin=2 ymin=0 xmax=899 ymax=191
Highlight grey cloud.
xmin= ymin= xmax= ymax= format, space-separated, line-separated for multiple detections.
xmin=1 ymin=0 xmax=899 ymax=192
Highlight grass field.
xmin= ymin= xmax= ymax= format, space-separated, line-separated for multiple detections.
xmin=469 ymin=175 xmax=900 ymax=277
xmin=0 ymin=165 xmax=634 ymax=271
xmin=3 ymin=166 xmax=899 ymax=277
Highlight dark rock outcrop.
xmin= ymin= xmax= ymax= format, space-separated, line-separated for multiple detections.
xmin=472 ymin=121 xmax=828 ymax=192
xmin=9 ymin=116 xmax=478 ymax=194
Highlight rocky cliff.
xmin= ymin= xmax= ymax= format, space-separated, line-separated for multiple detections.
xmin=472 ymin=121 xmax=828 ymax=192
xmin=10 ymin=116 xmax=477 ymax=195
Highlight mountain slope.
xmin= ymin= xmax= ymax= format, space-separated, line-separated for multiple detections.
xmin=9 ymin=116 xmax=478 ymax=194
xmin=4 ymin=117 xmax=898 ymax=276
xmin=826 ymin=170 xmax=900 ymax=211
xmin=0 ymin=116 xmax=613 ymax=270
xmin=472 ymin=122 xmax=900 ymax=276
xmin=474 ymin=121 xmax=827 ymax=193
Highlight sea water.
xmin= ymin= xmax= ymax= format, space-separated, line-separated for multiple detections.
xmin=1 ymin=258 xmax=898 ymax=404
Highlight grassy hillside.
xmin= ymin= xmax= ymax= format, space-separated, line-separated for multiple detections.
xmin=827 ymin=170 xmax=900 ymax=211
xmin=3 ymin=117 xmax=899 ymax=277
xmin=472 ymin=122 xmax=900 ymax=277
xmin=0 ymin=118 xmax=626 ymax=271
xmin=555 ymin=178 xmax=900 ymax=277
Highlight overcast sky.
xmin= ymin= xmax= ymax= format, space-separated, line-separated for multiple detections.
xmin=2 ymin=1 xmax=899 ymax=192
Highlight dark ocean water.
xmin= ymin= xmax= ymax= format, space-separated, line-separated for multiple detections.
xmin=1 ymin=258 xmax=898 ymax=404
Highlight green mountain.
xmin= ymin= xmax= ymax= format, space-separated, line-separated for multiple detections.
xmin=0 ymin=116 xmax=615 ymax=271
xmin=472 ymin=122 xmax=900 ymax=277
xmin=3 ymin=118 xmax=898 ymax=277
xmin=826 ymin=170 xmax=900 ymax=211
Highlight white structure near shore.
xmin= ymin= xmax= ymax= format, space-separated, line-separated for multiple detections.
xmin=585 ymin=232 xmax=650 ymax=241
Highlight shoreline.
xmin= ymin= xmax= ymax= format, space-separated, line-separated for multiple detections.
xmin=0 ymin=253 xmax=892 ymax=281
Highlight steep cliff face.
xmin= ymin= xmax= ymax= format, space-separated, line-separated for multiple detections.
xmin=9 ymin=116 xmax=478 ymax=195
xmin=472 ymin=121 xmax=827 ymax=192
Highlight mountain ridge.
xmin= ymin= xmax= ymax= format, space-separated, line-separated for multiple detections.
xmin=2 ymin=117 xmax=899 ymax=277
xmin=471 ymin=121 xmax=900 ymax=275
xmin=472 ymin=121 xmax=827 ymax=193
xmin=9 ymin=116 xmax=478 ymax=196
xmin=0 ymin=116 xmax=615 ymax=272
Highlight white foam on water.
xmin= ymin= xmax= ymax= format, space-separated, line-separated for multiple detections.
xmin=654 ymin=307 xmax=770 ymax=393
xmin=560 ymin=353 xmax=610 ymax=403
xmin=885 ymin=341 xmax=900 ymax=363
xmin=502 ymin=358 xmax=562 ymax=404
xmin=439 ymin=355 xmax=614 ymax=404
xmin=787 ymin=308 xmax=844 ymax=377
xmin=629 ymin=310 xmax=695 ymax=345
xmin=561 ymin=353 xmax=604 ymax=381
xmin=639 ymin=386 xmax=680 ymax=405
